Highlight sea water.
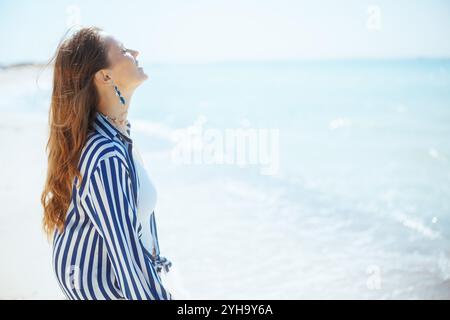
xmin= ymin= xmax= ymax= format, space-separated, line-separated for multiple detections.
xmin=1 ymin=59 xmax=449 ymax=298
xmin=129 ymin=59 xmax=450 ymax=299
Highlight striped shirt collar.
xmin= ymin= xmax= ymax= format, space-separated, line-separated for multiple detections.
xmin=93 ymin=111 xmax=132 ymax=143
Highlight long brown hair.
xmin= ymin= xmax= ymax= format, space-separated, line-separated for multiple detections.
xmin=41 ymin=26 xmax=110 ymax=236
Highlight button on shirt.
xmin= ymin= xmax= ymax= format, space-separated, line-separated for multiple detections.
xmin=52 ymin=111 xmax=172 ymax=300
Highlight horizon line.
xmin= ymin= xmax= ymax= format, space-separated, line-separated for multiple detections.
xmin=2 ymin=56 xmax=450 ymax=69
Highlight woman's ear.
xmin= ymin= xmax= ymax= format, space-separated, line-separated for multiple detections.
xmin=94 ymin=69 xmax=113 ymax=86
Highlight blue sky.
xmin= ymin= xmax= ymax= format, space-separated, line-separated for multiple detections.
xmin=1 ymin=0 xmax=450 ymax=64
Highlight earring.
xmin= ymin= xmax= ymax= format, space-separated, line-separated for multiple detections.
xmin=114 ymin=85 xmax=126 ymax=105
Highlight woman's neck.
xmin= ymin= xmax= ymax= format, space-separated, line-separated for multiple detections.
xmin=97 ymin=86 xmax=134 ymax=122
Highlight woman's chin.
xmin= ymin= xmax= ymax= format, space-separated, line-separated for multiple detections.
xmin=138 ymin=68 xmax=149 ymax=80
xmin=133 ymin=73 xmax=148 ymax=86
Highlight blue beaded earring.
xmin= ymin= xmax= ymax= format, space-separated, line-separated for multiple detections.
xmin=114 ymin=85 xmax=126 ymax=105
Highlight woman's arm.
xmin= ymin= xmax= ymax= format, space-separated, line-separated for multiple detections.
xmin=86 ymin=155 xmax=172 ymax=300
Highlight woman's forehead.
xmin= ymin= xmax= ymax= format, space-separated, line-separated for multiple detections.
xmin=100 ymin=32 xmax=122 ymax=50
xmin=102 ymin=34 xmax=124 ymax=60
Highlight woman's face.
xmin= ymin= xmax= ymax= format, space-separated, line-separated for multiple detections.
xmin=103 ymin=33 xmax=148 ymax=90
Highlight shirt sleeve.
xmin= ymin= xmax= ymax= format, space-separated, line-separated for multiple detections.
xmin=86 ymin=155 xmax=172 ymax=300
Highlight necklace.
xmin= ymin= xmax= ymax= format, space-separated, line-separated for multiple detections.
xmin=99 ymin=111 xmax=128 ymax=126
xmin=99 ymin=111 xmax=130 ymax=137
xmin=101 ymin=112 xmax=128 ymax=126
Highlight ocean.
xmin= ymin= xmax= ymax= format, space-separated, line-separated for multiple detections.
xmin=1 ymin=59 xmax=449 ymax=298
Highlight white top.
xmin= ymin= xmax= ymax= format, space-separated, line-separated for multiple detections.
xmin=132 ymin=145 xmax=158 ymax=255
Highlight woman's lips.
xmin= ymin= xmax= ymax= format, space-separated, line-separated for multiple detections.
xmin=135 ymin=59 xmax=143 ymax=70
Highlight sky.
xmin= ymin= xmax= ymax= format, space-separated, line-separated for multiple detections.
xmin=1 ymin=0 xmax=450 ymax=64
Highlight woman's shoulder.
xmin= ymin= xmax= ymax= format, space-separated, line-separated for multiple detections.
xmin=75 ymin=132 xmax=132 ymax=197
xmin=79 ymin=132 xmax=130 ymax=176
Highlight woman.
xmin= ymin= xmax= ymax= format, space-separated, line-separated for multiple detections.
xmin=41 ymin=26 xmax=175 ymax=300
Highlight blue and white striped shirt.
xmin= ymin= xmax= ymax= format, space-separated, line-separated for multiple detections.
xmin=52 ymin=111 xmax=173 ymax=300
